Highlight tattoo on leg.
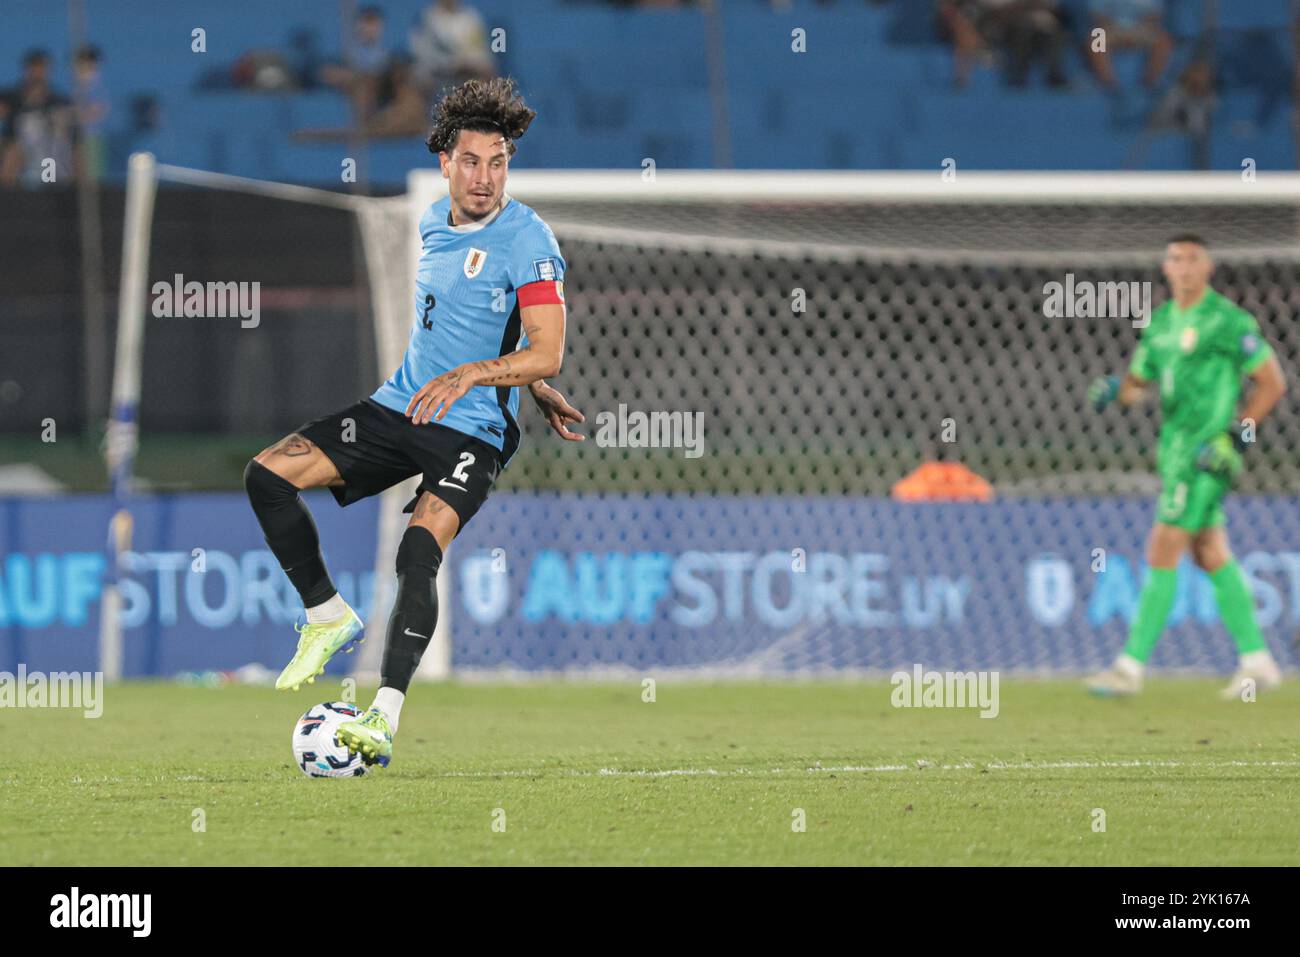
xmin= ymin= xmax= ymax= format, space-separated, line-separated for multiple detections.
xmin=413 ymin=493 xmax=447 ymax=521
xmin=273 ymin=433 xmax=315 ymax=457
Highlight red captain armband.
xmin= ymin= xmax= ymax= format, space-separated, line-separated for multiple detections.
xmin=517 ymin=280 xmax=565 ymax=308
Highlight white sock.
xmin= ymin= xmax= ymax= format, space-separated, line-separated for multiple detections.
xmin=305 ymin=592 xmax=348 ymax=623
xmin=373 ymin=687 xmax=406 ymax=732
xmin=1240 ymin=650 xmax=1275 ymax=672
xmin=1115 ymin=654 xmax=1145 ymax=678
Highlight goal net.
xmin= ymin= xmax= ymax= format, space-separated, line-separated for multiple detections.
xmin=105 ymin=161 xmax=1300 ymax=680
xmin=406 ymin=168 xmax=1300 ymax=678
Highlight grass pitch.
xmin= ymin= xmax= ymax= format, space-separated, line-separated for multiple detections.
xmin=2 ymin=680 xmax=1298 ymax=866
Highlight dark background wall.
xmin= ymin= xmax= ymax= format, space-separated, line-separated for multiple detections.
xmin=0 ymin=186 xmax=373 ymax=437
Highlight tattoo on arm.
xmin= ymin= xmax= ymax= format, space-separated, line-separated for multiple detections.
xmin=472 ymin=357 xmax=517 ymax=385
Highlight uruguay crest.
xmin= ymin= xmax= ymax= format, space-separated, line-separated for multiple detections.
xmin=464 ymin=247 xmax=487 ymax=278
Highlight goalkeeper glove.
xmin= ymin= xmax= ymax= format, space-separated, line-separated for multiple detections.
xmin=1088 ymin=375 xmax=1120 ymax=411
xmin=1228 ymin=419 xmax=1253 ymax=454
xmin=1195 ymin=431 xmax=1245 ymax=483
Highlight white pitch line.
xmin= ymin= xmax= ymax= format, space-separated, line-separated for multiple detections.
xmin=410 ymin=759 xmax=1300 ymax=780
xmin=593 ymin=759 xmax=1300 ymax=777
xmin=114 ymin=759 xmax=1300 ymax=784
xmin=431 ymin=769 xmax=549 ymax=778
xmin=598 ymin=767 xmax=729 ymax=777
xmin=978 ymin=759 xmax=1300 ymax=771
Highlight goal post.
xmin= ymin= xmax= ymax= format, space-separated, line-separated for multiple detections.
xmin=100 ymin=153 xmax=453 ymax=682
xmin=100 ymin=151 xmax=158 ymax=684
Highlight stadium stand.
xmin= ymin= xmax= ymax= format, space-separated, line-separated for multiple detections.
xmin=0 ymin=0 xmax=1293 ymax=184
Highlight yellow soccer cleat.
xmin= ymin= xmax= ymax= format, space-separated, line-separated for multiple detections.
xmin=275 ymin=606 xmax=365 ymax=692
xmin=336 ymin=707 xmax=394 ymax=768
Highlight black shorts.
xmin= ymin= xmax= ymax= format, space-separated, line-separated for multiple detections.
xmin=295 ymin=398 xmax=502 ymax=529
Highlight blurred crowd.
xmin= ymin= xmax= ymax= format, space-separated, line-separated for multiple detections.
xmin=0 ymin=0 xmax=494 ymax=188
xmin=208 ymin=0 xmax=495 ymax=138
xmin=936 ymin=0 xmax=1172 ymax=90
xmin=929 ymin=0 xmax=1295 ymax=157
xmin=314 ymin=0 xmax=495 ymax=137
xmin=0 ymin=0 xmax=1293 ymax=186
xmin=0 ymin=46 xmax=107 ymax=187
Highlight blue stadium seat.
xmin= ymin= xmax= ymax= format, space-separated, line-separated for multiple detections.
xmin=1216 ymin=0 xmax=1293 ymax=29
xmin=1163 ymin=0 xmax=1206 ymax=39
xmin=1210 ymin=94 xmax=1297 ymax=171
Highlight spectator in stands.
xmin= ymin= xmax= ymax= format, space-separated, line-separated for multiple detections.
xmin=1086 ymin=0 xmax=1172 ymax=90
xmin=937 ymin=1 xmax=1070 ymax=88
xmin=293 ymin=55 xmax=429 ymax=142
xmin=349 ymin=5 xmax=394 ymax=78
xmin=936 ymin=0 xmax=989 ymax=87
xmin=409 ymin=0 xmax=496 ymax=97
xmin=364 ymin=56 xmax=430 ymax=137
xmin=321 ymin=5 xmax=395 ymax=120
xmin=1145 ymin=55 xmax=1215 ymax=167
xmin=72 ymin=45 xmax=109 ymax=183
xmin=1 ymin=50 xmax=74 ymax=187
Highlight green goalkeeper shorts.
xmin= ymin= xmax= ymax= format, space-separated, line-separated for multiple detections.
xmin=1155 ymin=462 xmax=1229 ymax=530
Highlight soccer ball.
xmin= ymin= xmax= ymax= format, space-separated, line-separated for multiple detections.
xmin=292 ymin=702 xmax=369 ymax=778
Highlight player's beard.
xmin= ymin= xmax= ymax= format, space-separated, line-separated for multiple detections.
xmin=460 ymin=188 xmax=501 ymax=222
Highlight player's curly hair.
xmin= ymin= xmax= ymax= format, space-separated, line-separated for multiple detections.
xmin=426 ymin=77 xmax=536 ymax=157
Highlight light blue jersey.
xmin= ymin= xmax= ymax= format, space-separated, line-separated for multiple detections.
xmin=371 ymin=192 xmax=566 ymax=463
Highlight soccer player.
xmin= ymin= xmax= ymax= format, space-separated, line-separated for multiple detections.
xmin=243 ymin=78 xmax=584 ymax=766
xmin=1086 ymin=235 xmax=1287 ymax=699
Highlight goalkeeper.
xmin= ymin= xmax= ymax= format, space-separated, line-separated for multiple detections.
xmin=1086 ymin=234 xmax=1287 ymax=700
